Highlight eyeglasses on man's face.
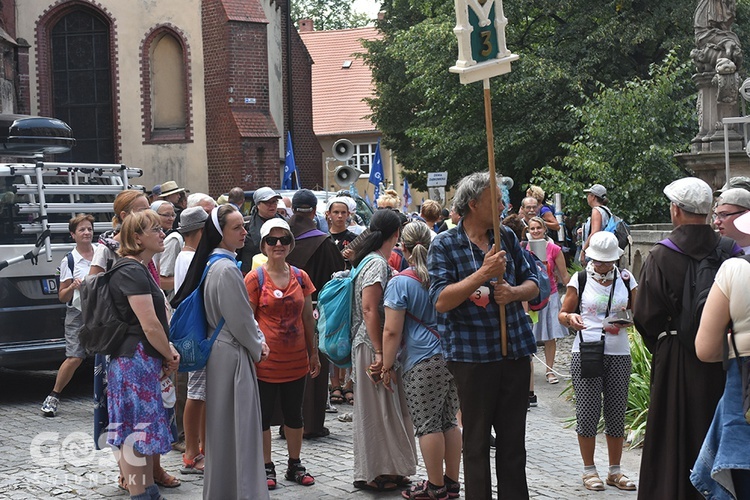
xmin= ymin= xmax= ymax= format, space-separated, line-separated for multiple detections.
xmin=713 ymin=209 xmax=747 ymax=221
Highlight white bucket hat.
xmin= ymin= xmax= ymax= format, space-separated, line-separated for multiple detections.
xmin=586 ymin=231 xmax=623 ymax=262
xmin=259 ymin=218 xmax=295 ymax=255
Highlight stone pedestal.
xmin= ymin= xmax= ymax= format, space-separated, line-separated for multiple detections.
xmin=675 ymin=150 xmax=750 ymax=190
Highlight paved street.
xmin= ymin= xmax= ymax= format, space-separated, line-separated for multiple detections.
xmin=0 ymin=338 xmax=641 ymax=499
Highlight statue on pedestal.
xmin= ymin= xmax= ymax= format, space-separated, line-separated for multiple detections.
xmin=690 ymin=0 xmax=743 ymax=152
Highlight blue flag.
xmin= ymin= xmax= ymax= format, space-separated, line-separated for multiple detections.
xmin=403 ymin=178 xmax=412 ymax=211
xmin=282 ymin=131 xmax=298 ymax=190
xmin=369 ymin=140 xmax=384 ymax=203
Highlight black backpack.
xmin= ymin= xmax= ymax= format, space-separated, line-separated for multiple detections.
xmin=658 ymin=237 xmax=740 ymax=355
xmin=78 ymin=259 xmax=137 ymax=355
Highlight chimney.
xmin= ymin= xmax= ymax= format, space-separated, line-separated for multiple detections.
xmin=298 ymin=19 xmax=314 ymax=32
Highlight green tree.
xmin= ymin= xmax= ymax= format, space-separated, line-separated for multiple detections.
xmin=291 ymin=0 xmax=371 ymax=30
xmin=363 ymin=0 xmax=750 ymax=214
xmin=531 ymin=51 xmax=696 ymax=224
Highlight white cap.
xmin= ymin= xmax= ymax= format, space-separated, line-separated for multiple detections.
xmin=259 ymin=218 xmax=295 ymax=254
xmin=734 ymin=211 xmax=750 ymax=235
xmin=326 ymin=196 xmax=352 ymax=212
xmin=586 ymin=231 xmax=623 ymax=262
xmin=663 ymin=177 xmax=713 ymax=215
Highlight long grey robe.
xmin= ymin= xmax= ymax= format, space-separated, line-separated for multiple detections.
xmin=203 ymin=249 xmax=269 ymax=500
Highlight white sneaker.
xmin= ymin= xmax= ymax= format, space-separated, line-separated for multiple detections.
xmin=325 ymin=400 xmax=338 ymax=413
xmin=41 ymin=395 xmax=59 ymax=417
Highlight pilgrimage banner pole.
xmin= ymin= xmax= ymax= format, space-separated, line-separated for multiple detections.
xmin=450 ymin=0 xmax=518 ymax=355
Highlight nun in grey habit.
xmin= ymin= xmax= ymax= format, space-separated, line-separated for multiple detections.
xmin=172 ymin=205 xmax=269 ymax=500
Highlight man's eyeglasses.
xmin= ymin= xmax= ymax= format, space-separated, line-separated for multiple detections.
xmin=264 ymin=235 xmax=293 ymax=246
xmin=713 ymin=210 xmax=747 ymax=221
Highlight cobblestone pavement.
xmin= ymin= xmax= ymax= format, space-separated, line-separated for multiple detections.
xmin=1 ymin=336 xmax=641 ymax=499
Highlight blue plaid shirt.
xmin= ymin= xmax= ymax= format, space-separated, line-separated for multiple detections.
xmin=428 ymin=220 xmax=538 ymax=362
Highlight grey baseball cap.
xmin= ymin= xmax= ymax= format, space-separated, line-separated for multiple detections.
xmin=716 ymin=188 xmax=750 ymax=210
xmin=663 ymin=177 xmax=713 ymax=215
xmin=713 ymin=176 xmax=750 ymax=196
xmin=584 ymin=184 xmax=607 ymax=198
xmin=253 ymin=187 xmax=282 ymax=204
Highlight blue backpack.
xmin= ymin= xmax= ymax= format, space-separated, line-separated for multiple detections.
xmin=169 ymin=253 xmax=232 ymax=372
xmin=316 ymin=254 xmax=377 ymax=368
xmin=499 ymin=228 xmax=551 ymax=311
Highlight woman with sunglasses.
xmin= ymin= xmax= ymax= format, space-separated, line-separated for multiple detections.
xmin=559 ymin=231 xmax=638 ymax=492
xmin=244 ymin=218 xmax=320 ymax=490
xmin=172 ymin=204 xmax=270 ymax=499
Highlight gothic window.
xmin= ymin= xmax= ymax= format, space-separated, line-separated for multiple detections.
xmin=50 ymin=9 xmax=114 ymax=163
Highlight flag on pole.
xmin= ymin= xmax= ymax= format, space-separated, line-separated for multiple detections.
xmin=282 ymin=131 xmax=298 ymax=190
xmin=369 ymin=140 xmax=384 ymax=203
xmin=403 ymin=178 xmax=412 ymax=212
xmin=365 ymin=192 xmax=372 ymax=208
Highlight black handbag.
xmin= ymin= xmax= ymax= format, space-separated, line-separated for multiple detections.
xmin=579 ymin=332 xmax=605 ymax=378
xmin=578 ymin=273 xmax=618 ymax=379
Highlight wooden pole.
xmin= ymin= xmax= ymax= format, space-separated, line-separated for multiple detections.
xmin=483 ymin=78 xmax=508 ymax=356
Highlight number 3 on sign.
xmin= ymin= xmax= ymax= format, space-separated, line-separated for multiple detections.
xmin=479 ymin=30 xmax=493 ymax=56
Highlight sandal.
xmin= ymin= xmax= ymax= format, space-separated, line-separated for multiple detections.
xmin=343 ymin=387 xmax=354 ymax=405
xmin=546 ymin=371 xmax=559 ymax=384
xmin=401 ymin=480 xmax=448 ymax=499
xmin=353 ymin=477 xmax=399 ymax=492
xmin=285 ymin=461 xmax=315 ymax=486
xmin=266 ymin=462 xmax=277 ymax=490
xmin=606 ymin=472 xmax=636 ymax=491
xmin=330 ymin=386 xmax=345 ymax=405
xmin=180 ymin=452 xmax=205 ymax=474
xmin=582 ymin=472 xmax=605 ymax=491
xmin=154 ymin=467 xmax=181 ymax=488
xmin=117 ymin=474 xmax=129 ymax=492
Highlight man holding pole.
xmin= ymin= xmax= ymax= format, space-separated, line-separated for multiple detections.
xmin=428 ymin=172 xmax=539 ymax=500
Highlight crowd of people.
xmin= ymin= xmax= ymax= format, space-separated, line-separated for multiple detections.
xmin=38 ymin=174 xmax=750 ymax=500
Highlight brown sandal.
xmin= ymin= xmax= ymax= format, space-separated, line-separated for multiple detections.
xmin=582 ymin=472 xmax=605 ymax=491
xmin=606 ymin=473 xmax=636 ymax=491
xmin=343 ymin=388 xmax=354 ymax=405
xmin=154 ymin=467 xmax=181 ymax=488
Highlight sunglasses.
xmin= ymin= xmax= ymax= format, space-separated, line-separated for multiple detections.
xmin=264 ymin=235 xmax=293 ymax=246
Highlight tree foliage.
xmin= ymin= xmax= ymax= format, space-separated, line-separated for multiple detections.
xmin=531 ymin=51 xmax=696 ymax=224
xmin=363 ymin=0 xmax=750 ymax=221
xmin=291 ymin=0 xmax=371 ymax=30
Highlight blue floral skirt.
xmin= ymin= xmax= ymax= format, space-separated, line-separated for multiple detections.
xmin=106 ymin=342 xmax=172 ymax=455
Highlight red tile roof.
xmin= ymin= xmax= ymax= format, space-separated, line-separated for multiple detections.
xmin=232 ymin=109 xmax=279 ymax=138
xmin=299 ymin=27 xmax=381 ymax=137
xmin=220 ymin=0 xmax=267 ymax=23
